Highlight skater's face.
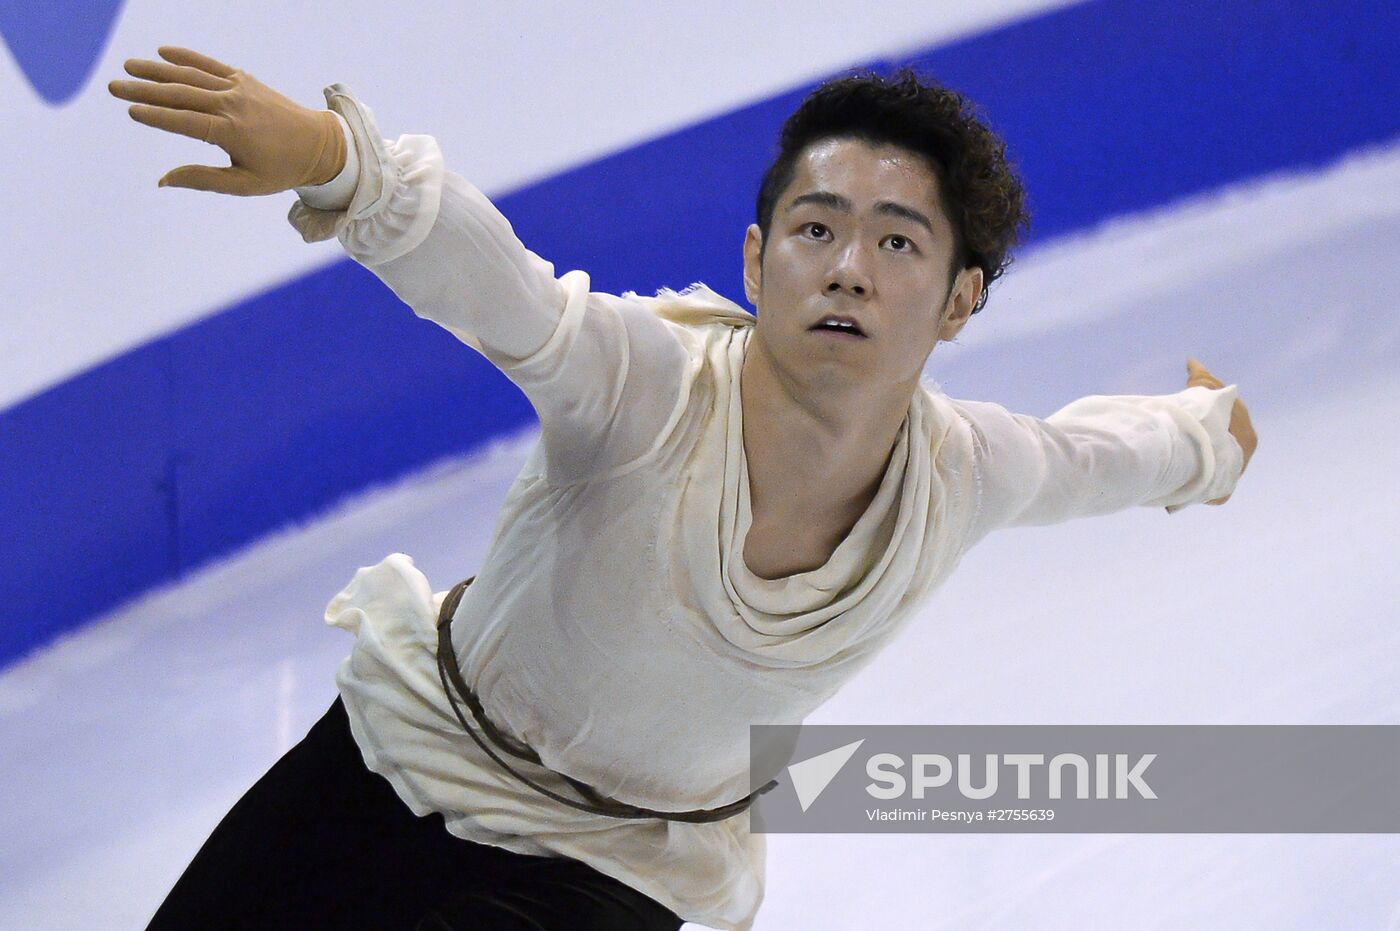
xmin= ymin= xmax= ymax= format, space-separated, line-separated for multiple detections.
xmin=742 ymin=137 xmax=982 ymax=389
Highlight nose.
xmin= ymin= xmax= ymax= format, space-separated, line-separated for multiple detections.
xmin=826 ymin=242 xmax=872 ymax=297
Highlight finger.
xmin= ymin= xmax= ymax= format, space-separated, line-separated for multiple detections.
xmin=1205 ymin=495 xmax=1230 ymax=505
xmin=1186 ymin=359 xmax=1224 ymax=389
xmin=1186 ymin=358 xmax=1217 ymax=377
xmin=127 ymin=103 xmax=223 ymax=145
xmin=124 ymin=57 xmax=233 ymax=91
xmin=159 ymin=164 xmax=252 ymax=195
xmin=109 ymin=79 xmax=224 ymax=115
xmin=1231 ymin=399 xmax=1257 ymax=472
xmin=157 ymin=46 xmax=239 ymax=79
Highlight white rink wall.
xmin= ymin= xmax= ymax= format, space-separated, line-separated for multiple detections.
xmin=3 ymin=0 xmax=1081 ymax=410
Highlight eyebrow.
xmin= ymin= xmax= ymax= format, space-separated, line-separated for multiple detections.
xmin=786 ymin=190 xmax=936 ymax=237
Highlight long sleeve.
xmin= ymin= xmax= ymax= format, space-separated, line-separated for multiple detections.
xmin=286 ymin=84 xmax=691 ymax=487
xmin=952 ymin=384 xmax=1245 ymax=539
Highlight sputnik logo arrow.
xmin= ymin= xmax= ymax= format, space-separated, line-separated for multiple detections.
xmin=787 ymin=738 xmax=865 ymax=812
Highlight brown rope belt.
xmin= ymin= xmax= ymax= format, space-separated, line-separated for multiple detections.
xmin=435 ymin=575 xmax=778 ymax=823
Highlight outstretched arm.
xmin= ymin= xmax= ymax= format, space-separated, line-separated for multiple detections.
xmin=110 ymin=48 xmax=691 ymax=487
xmin=953 ymin=359 xmax=1256 ymax=540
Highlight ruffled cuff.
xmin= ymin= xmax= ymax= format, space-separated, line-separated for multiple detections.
xmin=323 ymin=552 xmax=437 ymax=637
xmin=1157 ymin=384 xmax=1245 ymax=513
xmin=286 ymin=82 xmax=445 ymax=267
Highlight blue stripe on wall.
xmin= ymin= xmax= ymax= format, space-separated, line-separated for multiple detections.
xmin=3 ymin=0 xmax=1397 ymax=667
xmin=902 ymin=0 xmax=1400 ymax=244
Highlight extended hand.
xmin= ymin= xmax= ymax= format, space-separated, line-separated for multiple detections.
xmin=1185 ymin=358 xmax=1257 ymax=505
xmin=108 ymin=46 xmax=346 ymax=196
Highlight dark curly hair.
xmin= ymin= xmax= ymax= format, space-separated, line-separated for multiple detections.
xmin=756 ymin=67 xmax=1029 ymax=316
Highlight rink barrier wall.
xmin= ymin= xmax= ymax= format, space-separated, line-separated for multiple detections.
xmin=2 ymin=0 xmax=1397 ymax=667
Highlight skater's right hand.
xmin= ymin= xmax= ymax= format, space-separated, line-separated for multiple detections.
xmin=108 ymin=46 xmax=346 ymax=196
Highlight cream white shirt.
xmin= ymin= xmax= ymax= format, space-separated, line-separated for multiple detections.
xmin=287 ymin=84 xmax=1243 ymax=930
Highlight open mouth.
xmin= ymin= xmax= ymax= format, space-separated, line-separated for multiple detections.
xmin=809 ymin=321 xmax=867 ymax=338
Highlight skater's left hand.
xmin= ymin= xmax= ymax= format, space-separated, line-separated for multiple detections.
xmin=1184 ymin=358 xmax=1256 ymax=505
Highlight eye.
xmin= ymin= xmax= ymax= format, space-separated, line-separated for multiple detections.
xmin=803 ymin=222 xmax=831 ymax=240
xmin=884 ymin=234 xmax=917 ymax=253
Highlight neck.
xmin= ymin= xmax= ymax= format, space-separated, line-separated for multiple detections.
xmin=739 ymin=330 xmax=912 ymax=525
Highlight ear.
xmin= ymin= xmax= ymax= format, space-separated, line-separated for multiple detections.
xmin=742 ymin=223 xmax=764 ymax=307
xmin=937 ymin=265 xmax=983 ymax=342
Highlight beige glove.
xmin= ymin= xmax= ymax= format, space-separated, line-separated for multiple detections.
xmin=1184 ymin=357 xmax=1257 ymax=506
xmin=108 ymin=45 xmax=346 ymax=196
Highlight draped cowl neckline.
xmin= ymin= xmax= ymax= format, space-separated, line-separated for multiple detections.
xmin=713 ymin=326 xmax=937 ymax=660
xmin=639 ymin=281 xmax=962 ymax=668
xmin=725 ymin=338 xmax=915 ymax=611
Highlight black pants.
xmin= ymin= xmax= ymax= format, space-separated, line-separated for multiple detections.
xmin=147 ymin=697 xmax=686 ymax=930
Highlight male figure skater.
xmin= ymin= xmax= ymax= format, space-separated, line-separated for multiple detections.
xmin=110 ymin=46 xmax=1256 ymax=931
